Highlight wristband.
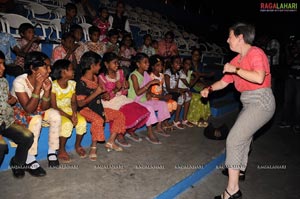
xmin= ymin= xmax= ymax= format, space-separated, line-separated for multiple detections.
xmin=207 ymin=85 xmax=213 ymax=93
xmin=42 ymin=96 xmax=50 ymax=102
xmin=31 ymin=93 xmax=39 ymax=99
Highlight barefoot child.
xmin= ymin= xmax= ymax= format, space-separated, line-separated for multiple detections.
xmin=51 ymin=59 xmax=87 ymax=163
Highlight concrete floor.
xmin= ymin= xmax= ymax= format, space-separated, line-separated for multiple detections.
xmin=0 ymin=110 xmax=299 ymax=199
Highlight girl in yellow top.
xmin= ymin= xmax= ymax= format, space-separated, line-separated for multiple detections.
xmin=51 ymin=59 xmax=87 ymax=163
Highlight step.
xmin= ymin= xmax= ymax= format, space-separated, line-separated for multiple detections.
xmin=210 ymin=99 xmax=240 ymax=117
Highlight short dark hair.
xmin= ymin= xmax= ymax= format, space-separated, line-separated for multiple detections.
xmin=66 ymin=3 xmax=77 ymax=12
xmin=88 ymin=25 xmax=100 ymax=35
xmin=19 ymin=23 xmax=34 ymax=35
xmin=107 ymin=28 xmax=119 ymax=37
xmin=70 ymin=24 xmax=83 ymax=33
xmin=131 ymin=52 xmax=148 ymax=69
xmin=165 ymin=31 xmax=175 ymax=39
xmin=24 ymin=51 xmax=49 ymax=75
xmin=101 ymin=52 xmax=119 ymax=74
xmin=79 ymin=51 xmax=102 ymax=75
xmin=61 ymin=32 xmax=75 ymax=41
xmin=229 ymin=22 xmax=255 ymax=45
xmin=51 ymin=59 xmax=71 ymax=80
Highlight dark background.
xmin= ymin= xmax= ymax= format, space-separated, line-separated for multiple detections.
xmin=121 ymin=0 xmax=299 ymax=47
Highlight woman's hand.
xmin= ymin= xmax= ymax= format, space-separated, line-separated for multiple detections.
xmin=201 ymin=87 xmax=210 ymax=98
xmin=223 ymin=63 xmax=237 ymax=74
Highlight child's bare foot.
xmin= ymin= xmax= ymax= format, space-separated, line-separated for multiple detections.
xmin=145 ymin=134 xmax=161 ymax=144
xmin=75 ymin=147 xmax=87 ymax=158
xmin=58 ymin=151 xmax=71 ymax=163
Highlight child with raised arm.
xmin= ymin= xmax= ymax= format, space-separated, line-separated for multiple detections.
xmin=99 ymin=52 xmax=150 ymax=147
xmin=51 ymin=32 xmax=79 ymax=66
xmin=128 ymin=53 xmax=170 ymax=143
xmin=15 ymin=23 xmax=41 ymax=73
xmin=11 ymin=51 xmax=61 ymax=176
xmin=76 ymin=51 xmax=125 ymax=161
xmin=51 ymin=59 xmax=87 ymax=163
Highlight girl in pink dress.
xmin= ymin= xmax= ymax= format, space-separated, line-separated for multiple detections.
xmin=93 ymin=7 xmax=110 ymax=42
xmin=99 ymin=52 xmax=150 ymax=147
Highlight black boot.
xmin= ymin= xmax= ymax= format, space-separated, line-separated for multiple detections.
xmin=9 ymin=157 xmax=25 ymax=178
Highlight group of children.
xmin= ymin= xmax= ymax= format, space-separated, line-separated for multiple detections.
xmin=0 ymin=45 xmax=212 ymax=179
xmin=0 ymin=1 xmax=212 ymax=179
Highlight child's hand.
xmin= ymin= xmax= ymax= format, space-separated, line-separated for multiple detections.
xmin=34 ymin=72 xmax=46 ymax=90
xmin=70 ymin=43 xmax=80 ymax=53
xmin=101 ymin=92 xmax=110 ymax=100
xmin=42 ymin=78 xmax=52 ymax=92
xmin=95 ymin=85 xmax=105 ymax=95
xmin=71 ymin=112 xmax=78 ymax=126
xmin=115 ymin=81 xmax=122 ymax=90
xmin=163 ymin=94 xmax=172 ymax=101
xmin=123 ymin=80 xmax=129 ymax=89
xmin=7 ymin=93 xmax=17 ymax=105
xmin=150 ymin=79 xmax=160 ymax=86
xmin=32 ymin=36 xmax=41 ymax=43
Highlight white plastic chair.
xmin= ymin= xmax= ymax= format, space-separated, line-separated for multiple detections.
xmin=56 ymin=0 xmax=72 ymax=7
xmin=52 ymin=7 xmax=65 ymax=18
xmin=175 ymin=37 xmax=188 ymax=51
xmin=149 ymin=24 xmax=161 ymax=40
xmin=25 ymin=1 xmax=52 ymax=23
xmin=182 ymin=31 xmax=190 ymax=40
xmin=127 ymin=10 xmax=139 ymax=27
xmin=0 ymin=14 xmax=46 ymax=39
xmin=79 ymin=23 xmax=92 ymax=41
xmin=199 ymin=43 xmax=208 ymax=52
xmin=48 ymin=18 xmax=62 ymax=42
xmin=138 ymin=14 xmax=149 ymax=25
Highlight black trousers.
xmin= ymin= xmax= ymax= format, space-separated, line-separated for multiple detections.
xmin=0 ymin=123 xmax=33 ymax=166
